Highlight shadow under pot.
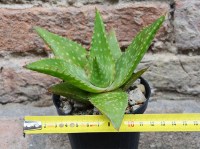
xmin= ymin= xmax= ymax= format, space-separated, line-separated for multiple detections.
xmin=52 ymin=77 xmax=151 ymax=149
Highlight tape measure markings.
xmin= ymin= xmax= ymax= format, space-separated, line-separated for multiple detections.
xmin=24 ymin=114 xmax=200 ymax=134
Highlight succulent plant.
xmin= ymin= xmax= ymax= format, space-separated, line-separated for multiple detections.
xmin=25 ymin=10 xmax=165 ymax=130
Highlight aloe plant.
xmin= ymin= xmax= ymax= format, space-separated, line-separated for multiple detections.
xmin=25 ymin=10 xmax=165 ymax=130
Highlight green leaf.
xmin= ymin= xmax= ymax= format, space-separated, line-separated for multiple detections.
xmin=121 ymin=67 xmax=149 ymax=91
xmin=89 ymin=90 xmax=128 ymax=130
xmin=34 ymin=27 xmax=89 ymax=70
xmin=49 ymin=82 xmax=90 ymax=104
xmin=25 ymin=58 xmax=106 ymax=93
xmin=89 ymin=10 xmax=115 ymax=88
xmin=107 ymin=28 xmax=122 ymax=61
xmin=109 ymin=16 xmax=165 ymax=90
xmin=90 ymin=57 xmax=106 ymax=87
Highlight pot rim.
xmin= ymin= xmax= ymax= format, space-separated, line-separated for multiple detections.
xmin=52 ymin=77 xmax=151 ymax=115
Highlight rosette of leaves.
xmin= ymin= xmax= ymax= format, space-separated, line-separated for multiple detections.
xmin=25 ymin=10 xmax=165 ymax=130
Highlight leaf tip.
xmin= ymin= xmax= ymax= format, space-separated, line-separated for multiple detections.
xmin=33 ymin=26 xmax=41 ymax=32
xmin=23 ymin=63 xmax=30 ymax=69
xmin=47 ymin=87 xmax=53 ymax=93
xmin=47 ymin=86 xmax=52 ymax=92
xmin=113 ymin=123 xmax=121 ymax=131
xmin=162 ymin=11 xmax=168 ymax=18
xmin=95 ymin=7 xmax=100 ymax=13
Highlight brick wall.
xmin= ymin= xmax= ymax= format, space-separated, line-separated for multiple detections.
xmin=0 ymin=0 xmax=199 ymax=107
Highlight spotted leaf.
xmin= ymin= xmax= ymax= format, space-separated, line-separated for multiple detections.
xmin=89 ymin=90 xmax=128 ymax=130
xmin=34 ymin=27 xmax=89 ymax=70
xmin=90 ymin=57 xmax=106 ymax=87
xmin=109 ymin=16 xmax=165 ymax=90
xmin=49 ymin=82 xmax=90 ymax=104
xmin=89 ymin=10 xmax=115 ymax=88
xmin=107 ymin=28 xmax=122 ymax=62
xmin=25 ymin=59 xmax=106 ymax=93
xmin=121 ymin=67 xmax=149 ymax=91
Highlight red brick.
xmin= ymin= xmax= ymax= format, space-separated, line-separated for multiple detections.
xmin=0 ymin=2 xmax=169 ymax=53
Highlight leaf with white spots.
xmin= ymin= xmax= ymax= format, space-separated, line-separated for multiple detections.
xmin=107 ymin=28 xmax=122 ymax=61
xmin=49 ymin=82 xmax=90 ymax=104
xmin=109 ymin=16 xmax=165 ymax=90
xmin=25 ymin=59 xmax=106 ymax=93
xmin=121 ymin=67 xmax=149 ymax=91
xmin=89 ymin=90 xmax=128 ymax=130
xmin=89 ymin=10 xmax=115 ymax=88
xmin=34 ymin=27 xmax=89 ymax=70
xmin=90 ymin=57 xmax=106 ymax=87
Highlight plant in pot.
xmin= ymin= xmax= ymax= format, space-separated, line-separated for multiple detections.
xmin=25 ymin=9 xmax=164 ymax=149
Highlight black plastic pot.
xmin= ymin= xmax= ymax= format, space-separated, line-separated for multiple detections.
xmin=52 ymin=77 xmax=151 ymax=149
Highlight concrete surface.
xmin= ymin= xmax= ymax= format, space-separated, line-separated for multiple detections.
xmin=1 ymin=99 xmax=200 ymax=149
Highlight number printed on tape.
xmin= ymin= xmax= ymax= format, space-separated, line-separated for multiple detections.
xmin=23 ymin=114 xmax=200 ymax=134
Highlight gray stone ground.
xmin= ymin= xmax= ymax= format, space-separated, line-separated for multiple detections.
xmin=139 ymin=99 xmax=200 ymax=149
xmin=1 ymin=99 xmax=200 ymax=149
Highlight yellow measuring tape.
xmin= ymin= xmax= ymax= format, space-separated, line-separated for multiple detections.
xmin=23 ymin=114 xmax=200 ymax=134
